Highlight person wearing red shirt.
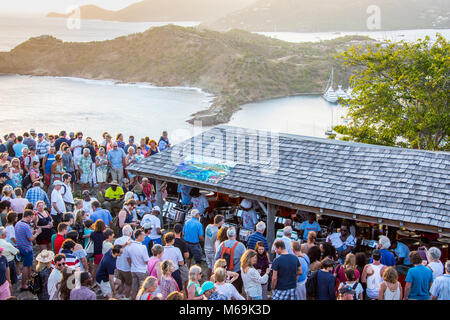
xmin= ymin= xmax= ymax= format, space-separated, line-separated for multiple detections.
xmin=53 ymin=223 xmax=68 ymax=254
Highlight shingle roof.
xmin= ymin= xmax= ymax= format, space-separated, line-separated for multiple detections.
xmin=128 ymin=125 xmax=450 ymax=231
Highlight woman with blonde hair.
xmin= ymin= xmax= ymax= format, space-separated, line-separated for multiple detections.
xmin=50 ymin=153 xmax=65 ymax=185
xmin=378 ymin=266 xmax=402 ymax=300
xmin=95 ymin=147 xmax=108 ymax=191
xmin=240 ymin=249 xmax=269 ymax=300
xmin=35 ymin=249 xmax=54 ymax=300
xmin=159 ymin=259 xmax=180 ymax=299
xmin=1 ymin=185 xmax=13 ymax=201
xmin=9 ymin=158 xmax=23 ymax=189
xmin=301 ymin=231 xmax=317 ymax=254
xmin=186 ymin=265 xmax=204 ymax=300
xmin=210 ymin=258 xmax=239 ymax=284
xmin=136 ymin=276 xmax=159 ymax=300
xmin=214 ymin=267 xmax=245 ymax=300
xmin=334 ymin=253 xmax=360 ymax=283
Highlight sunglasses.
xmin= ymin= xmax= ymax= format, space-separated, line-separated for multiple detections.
xmin=56 ymin=262 xmax=66 ymax=267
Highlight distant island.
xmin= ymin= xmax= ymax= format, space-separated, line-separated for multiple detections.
xmin=0 ymin=26 xmax=373 ymax=125
xmin=203 ymin=0 xmax=450 ymax=32
xmin=46 ymin=0 xmax=255 ymax=23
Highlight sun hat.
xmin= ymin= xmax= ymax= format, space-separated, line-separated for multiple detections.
xmin=240 ymin=199 xmax=252 ymax=210
xmin=200 ymin=281 xmax=215 ymax=295
xmin=110 ymin=180 xmax=119 ymax=186
xmin=36 ymin=250 xmax=55 ymax=264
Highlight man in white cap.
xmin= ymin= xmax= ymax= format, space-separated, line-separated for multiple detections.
xmin=50 ymin=180 xmax=66 ymax=227
xmin=240 ymin=198 xmax=258 ymax=231
xmin=140 ymin=206 xmax=162 ymax=245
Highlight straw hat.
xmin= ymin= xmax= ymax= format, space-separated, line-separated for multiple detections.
xmin=36 ymin=250 xmax=55 ymax=264
xmin=110 ymin=180 xmax=119 ymax=186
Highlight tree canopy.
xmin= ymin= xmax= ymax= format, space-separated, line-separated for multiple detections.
xmin=334 ymin=34 xmax=449 ymax=151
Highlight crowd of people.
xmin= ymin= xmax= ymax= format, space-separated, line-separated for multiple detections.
xmin=0 ymin=129 xmax=449 ymax=301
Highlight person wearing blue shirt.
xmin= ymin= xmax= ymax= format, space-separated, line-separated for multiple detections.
xmin=177 ymin=184 xmax=192 ymax=206
xmin=106 ymin=143 xmax=126 ymax=185
xmin=90 ymin=201 xmax=113 ymax=227
xmin=392 ymin=239 xmax=413 ymax=276
xmin=182 ymin=209 xmax=204 ymax=266
xmin=430 ymin=261 xmax=450 ymax=300
xmin=299 ymin=213 xmax=321 ymax=241
xmin=292 ymin=241 xmax=310 ymax=300
xmin=404 ymin=251 xmax=434 ymax=300
xmin=315 ymin=258 xmax=336 ymax=300
xmin=247 ymin=221 xmax=269 ymax=251
xmin=158 ymin=131 xmax=171 ymax=152
xmin=369 ymin=236 xmax=396 ymax=267
xmin=13 ymin=136 xmax=27 ymax=157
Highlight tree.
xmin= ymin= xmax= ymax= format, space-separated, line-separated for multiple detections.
xmin=335 ymin=34 xmax=449 ymax=151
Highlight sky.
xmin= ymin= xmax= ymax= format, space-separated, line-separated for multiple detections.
xmin=0 ymin=0 xmax=142 ymax=14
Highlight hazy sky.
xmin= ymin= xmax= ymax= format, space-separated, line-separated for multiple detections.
xmin=0 ymin=0 xmax=142 ymax=14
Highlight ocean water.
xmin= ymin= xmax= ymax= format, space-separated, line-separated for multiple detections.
xmin=0 ymin=74 xmax=213 ymax=143
xmin=257 ymin=29 xmax=450 ymax=43
xmin=0 ymin=14 xmax=200 ymax=51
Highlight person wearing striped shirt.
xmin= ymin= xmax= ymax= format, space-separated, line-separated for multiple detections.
xmin=58 ymin=239 xmax=80 ymax=269
xmin=246 ymin=221 xmax=269 ymax=251
xmin=15 ymin=210 xmax=42 ymax=291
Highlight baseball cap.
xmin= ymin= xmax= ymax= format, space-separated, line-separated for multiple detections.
xmin=38 ymin=133 xmax=44 ymax=137
xmin=199 ymin=281 xmax=215 ymax=295
xmin=152 ymin=206 xmax=161 ymax=212
xmin=53 ymin=180 xmax=64 ymax=186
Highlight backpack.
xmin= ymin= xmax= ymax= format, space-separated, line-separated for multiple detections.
xmin=339 ymin=282 xmax=359 ymax=300
xmin=28 ymin=271 xmax=43 ymax=295
xmin=220 ymin=241 xmax=239 ymax=271
xmin=306 ymin=270 xmax=319 ymax=299
xmin=22 ymin=173 xmax=32 ymax=190
xmin=110 ymin=216 xmax=121 ymax=238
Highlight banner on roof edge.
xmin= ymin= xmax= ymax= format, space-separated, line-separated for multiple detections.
xmin=174 ymin=155 xmax=236 ymax=184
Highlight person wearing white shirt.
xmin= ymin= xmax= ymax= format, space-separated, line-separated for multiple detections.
xmin=81 ymin=190 xmax=97 ymax=219
xmin=50 ymin=181 xmax=66 ymax=226
xmin=70 ymin=133 xmax=85 ymax=162
xmin=47 ymin=254 xmax=65 ymax=300
xmin=140 ymin=207 xmax=162 ymax=244
xmin=161 ymin=232 xmax=184 ymax=290
xmin=123 ymin=229 xmax=149 ymax=300
xmin=214 ymin=267 xmax=245 ymax=300
xmin=326 ymin=224 xmax=356 ymax=264
xmin=427 ymin=247 xmax=444 ymax=280
xmin=114 ymin=225 xmax=133 ymax=299
xmin=61 ymin=173 xmax=75 ymax=211
xmin=271 ymin=226 xmax=294 ymax=258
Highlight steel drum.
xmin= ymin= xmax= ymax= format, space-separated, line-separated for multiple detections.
xmin=436 ymin=238 xmax=450 ymax=262
xmin=397 ymin=230 xmax=420 ymax=239
xmin=167 ymin=207 xmax=186 ymax=223
xmin=399 ymin=237 xmax=420 ymax=251
xmin=239 ymin=228 xmax=253 ymax=243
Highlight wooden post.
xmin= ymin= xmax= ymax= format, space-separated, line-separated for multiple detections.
xmin=267 ymin=202 xmax=276 ymax=259
xmin=155 ymin=179 xmax=164 ymax=226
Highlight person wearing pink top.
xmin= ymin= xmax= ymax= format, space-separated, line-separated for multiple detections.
xmin=147 ymin=244 xmax=164 ymax=282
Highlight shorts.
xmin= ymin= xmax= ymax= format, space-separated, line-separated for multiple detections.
xmin=36 ymin=237 xmax=51 ymax=245
xmin=96 ymin=169 xmax=107 ymax=183
xmin=44 ymin=173 xmax=51 ymax=186
xmin=97 ymin=280 xmax=112 ymax=298
xmin=19 ymin=248 xmax=33 ymax=267
xmin=205 ymin=250 xmax=215 ymax=269
xmin=117 ymin=269 xmax=132 ymax=286
xmin=187 ymin=243 xmax=203 ymax=265
xmin=272 ymin=288 xmax=297 ymax=300
xmin=94 ymin=254 xmax=104 ymax=265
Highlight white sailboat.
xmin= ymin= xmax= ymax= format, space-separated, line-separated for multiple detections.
xmin=336 ymin=85 xmax=351 ymax=100
xmin=323 ymin=68 xmax=338 ymax=104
